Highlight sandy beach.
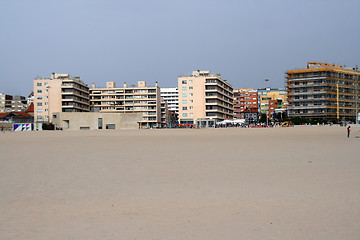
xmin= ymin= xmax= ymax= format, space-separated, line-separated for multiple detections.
xmin=0 ymin=126 xmax=359 ymax=239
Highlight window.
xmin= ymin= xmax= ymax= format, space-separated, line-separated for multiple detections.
xmin=182 ymin=100 xmax=187 ymax=104
xmin=182 ymin=87 xmax=187 ymax=91
xmin=37 ymin=109 xmax=43 ymax=113
xmin=37 ymin=90 xmax=42 ymax=93
xmin=182 ymin=107 xmax=187 ymax=110
xmin=182 ymin=80 xmax=187 ymax=84
xmin=189 ymin=93 xmax=193 ymax=97
xmin=189 ymin=100 xmax=193 ymax=103
xmin=189 ymin=106 xmax=193 ymax=109
xmin=190 ymin=113 xmax=193 ymax=116
xmin=37 ymin=83 xmax=42 ymax=86
xmin=37 ymin=103 xmax=42 ymax=106
xmin=189 ymin=80 xmax=192 ymax=83
xmin=106 ymin=124 xmax=115 ymax=129
xmin=189 ymin=86 xmax=193 ymax=90
xmin=37 ymin=96 xmax=42 ymax=100
xmin=182 ymin=113 xmax=188 ymax=117
xmin=182 ymin=93 xmax=187 ymax=97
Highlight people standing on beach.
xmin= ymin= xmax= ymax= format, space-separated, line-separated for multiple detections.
xmin=347 ymin=126 xmax=351 ymax=138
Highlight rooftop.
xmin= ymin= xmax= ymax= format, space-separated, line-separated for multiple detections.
xmin=35 ymin=73 xmax=87 ymax=86
xmin=179 ymin=70 xmax=222 ymax=78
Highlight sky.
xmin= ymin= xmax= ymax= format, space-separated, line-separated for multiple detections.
xmin=1 ymin=0 xmax=359 ymax=96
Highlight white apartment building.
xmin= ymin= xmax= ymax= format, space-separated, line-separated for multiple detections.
xmin=33 ymin=73 xmax=90 ymax=123
xmin=178 ymin=70 xmax=234 ymax=125
xmin=89 ymin=81 xmax=162 ymax=128
xmin=160 ymin=87 xmax=179 ymax=114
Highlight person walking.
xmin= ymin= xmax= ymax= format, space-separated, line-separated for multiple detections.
xmin=347 ymin=126 xmax=351 ymax=138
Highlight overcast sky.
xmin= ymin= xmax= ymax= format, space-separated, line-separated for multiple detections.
xmin=1 ymin=0 xmax=359 ymax=96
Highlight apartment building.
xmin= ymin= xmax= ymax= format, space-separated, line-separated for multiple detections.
xmin=233 ymin=88 xmax=258 ymax=122
xmin=160 ymin=98 xmax=169 ymax=128
xmin=287 ymin=62 xmax=360 ymax=120
xmin=178 ymin=70 xmax=234 ymax=125
xmin=89 ymin=81 xmax=162 ymax=128
xmin=0 ymin=93 xmax=29 ymax=113
xmin=33 ymin=73 xmax=90 ymax=123
xmin=258 ymin=88 xmax=287 ymax=120
xmin=160 ymin=87 xmax=179 ymax=114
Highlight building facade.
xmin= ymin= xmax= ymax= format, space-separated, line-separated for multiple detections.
xmin=33 ymin=73 xmax=90 ymax=123
xmin=89 ymin=81 xmax=162 ymax=128
xmin=258 ymin=88 xmax=288 ymax=121
xmin=287 ymin=62 xmax=360 ymax=120
xmin=0 ymin=93 xmax=29 ymax=113
xmin=233 ymin=88 xmax=258 ymax=122
xmin=160 ymin=87 xmax=179 ymax=114
xmin=178 ymin=70 xmax=234 ymax=124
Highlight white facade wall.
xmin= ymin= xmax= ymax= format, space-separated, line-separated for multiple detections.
xmin=160 ymin=88 xmax=179 ymax=113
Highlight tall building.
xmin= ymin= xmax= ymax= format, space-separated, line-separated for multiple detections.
xmin=89 ymin=81 xmax=162 ymax=128
xmin=178 ymin=70 xmax=234 ymax=125
xmin=258 ymin=88 xmax=287 ymax=120
xmin=160 ymin=87 xmax=179 ymax=114
xmin=233 ymin=88 xmax=258 ymax=122
xmin=287 ymin=62 xmax=360 ymax=120
xmin=33 ymin=73 xmax=90 ymax=123
xmin=0 ymin=93 xmax=29 ymax=113
xmin=160 ymin=98 xmax=169 ymax=128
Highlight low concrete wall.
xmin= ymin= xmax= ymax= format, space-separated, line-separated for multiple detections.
xmin=53 ymin=112 xmax=143 ymax=130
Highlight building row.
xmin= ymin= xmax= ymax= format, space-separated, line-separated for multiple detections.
xmin=233 ymin=88 xmax=288 ymax=123
xmin=2 ymin=62 xmax=359 ymax=129
xmin=32 ymin=70 xmax=236 ymax=129
xmin=233 ymin=62 xmax=360 ymax=123
xmin=31 ymin=63 xmax=360 ymax=129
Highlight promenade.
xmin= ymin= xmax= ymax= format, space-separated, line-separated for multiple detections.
xmin=0 ymin=127 xmax=359 ymax=239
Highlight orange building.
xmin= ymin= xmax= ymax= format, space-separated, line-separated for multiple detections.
xmin=287 ymin=62 xmax=360 ymax=120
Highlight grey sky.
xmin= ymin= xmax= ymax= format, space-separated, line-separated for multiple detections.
xmin=1 ymin=0 xmax=359 ymax=96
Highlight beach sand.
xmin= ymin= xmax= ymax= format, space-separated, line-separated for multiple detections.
xmin=0 ymin=126 xmax=359 ymax=239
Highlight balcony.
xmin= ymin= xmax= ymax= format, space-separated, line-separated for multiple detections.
xmin=288 ymin=105 xmax=326 ymax=110
xmin=288 ymin=90 xmax=326 ymax=96
xmin=290 ymin=98 xmax=326 ymax=102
